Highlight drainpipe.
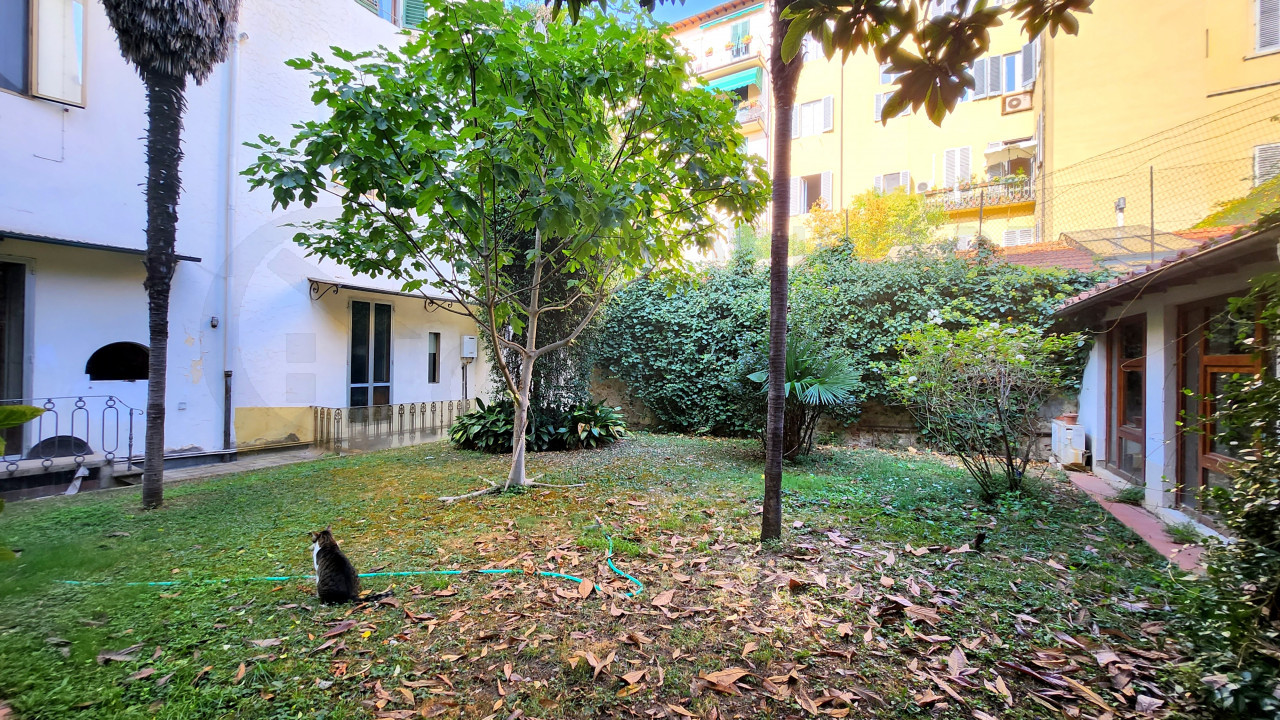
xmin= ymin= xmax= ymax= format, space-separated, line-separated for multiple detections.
xmin=221 ymin=32 xmax=246 ymax=455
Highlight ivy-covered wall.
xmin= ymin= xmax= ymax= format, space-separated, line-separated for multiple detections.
xmin=595 ymin=247 xmax=1106 ymax=438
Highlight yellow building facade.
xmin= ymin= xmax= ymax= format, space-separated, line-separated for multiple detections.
xmin=671 ymin=0 xmax=1280 ymax=260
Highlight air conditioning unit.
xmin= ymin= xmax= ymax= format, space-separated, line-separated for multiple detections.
xmin=1050 ymin=418 xmax=1088 ymax=466
xmin=916 ymin=182 xmax=929 ymax=192
xmin=1002 ymin=91 xmax=1032 ymax=115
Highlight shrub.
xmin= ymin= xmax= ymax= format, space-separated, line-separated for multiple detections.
xmin=746 ymin=335 xmax=862 ymax=458
xmin=1113 ymin=485 xmax=1145 ymax=506
xmin=891 ymin=322 xmax=1082 ymax=502
xmin=450 ymin=398 xmax=625 ymax=454
xmin=1173 ymin=272 xmax=1280 ymax=717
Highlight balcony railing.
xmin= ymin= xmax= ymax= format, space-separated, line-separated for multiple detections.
xmin=314 ymin=399 xmax=472 ymax=454
xmin=692 ymin=40 xmax=762 ymax=74
xmin=924 ymin=177 xmax=1035 ymax=212
xmin=0 ymin=395 xmax=141 ymax=474
xmin=735 ymin=103 xmax=767 ymax=126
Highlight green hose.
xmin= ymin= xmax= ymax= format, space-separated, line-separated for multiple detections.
xmin=59 ymin=529 xmax=644 ymax=598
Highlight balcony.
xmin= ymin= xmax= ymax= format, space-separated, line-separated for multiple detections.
xmin=734 ymin=101 xmax=767 ymax=132
xmin=924 ymin=176 xmax=1035 ymax=216
xmin=691 ymin=40 xmax=765 ymax=77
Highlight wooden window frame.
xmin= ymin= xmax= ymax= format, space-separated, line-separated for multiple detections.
xmin=1106 ymin=314 xmax=1146 ymax=483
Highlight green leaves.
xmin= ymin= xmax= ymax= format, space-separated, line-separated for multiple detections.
xmin=0 ymin=405 xmax=42 ymax=456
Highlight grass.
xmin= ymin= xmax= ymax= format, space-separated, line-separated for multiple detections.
xmin=1166 ymin=521 xmax=1204 ymax=546
xmin=0 ymin=434 xmax=1191 ymax=719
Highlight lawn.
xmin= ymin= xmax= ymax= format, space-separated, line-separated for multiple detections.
xmin=0 ymin=434 xmax=1186 ymax=719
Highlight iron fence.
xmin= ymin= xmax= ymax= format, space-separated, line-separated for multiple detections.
xmin=924 ymin=177 xmax=1035 ymax=212
xmin=0 ymin=395 xmax=140 ymax=473
xmin=313 ymin=399 xmax=472 ymax=454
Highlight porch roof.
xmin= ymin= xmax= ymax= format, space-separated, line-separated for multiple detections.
xmin=306 ymin=277 xmax=461 ymax=307
xmin=0 ymin=230 xmax=202 ymax=263
xmin=1054 ymin=224 xmax=1280 ymax=316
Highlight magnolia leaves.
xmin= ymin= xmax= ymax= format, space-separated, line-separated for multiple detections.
xmin=779 ymin=0 xmax=1093 ymax=126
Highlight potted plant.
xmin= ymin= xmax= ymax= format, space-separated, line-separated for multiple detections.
xmin=705 ymin=47 xmax=713 ymax=56
xmin=743 ymin=34 xmax=754 ymax=44
xmin=725 ymin=41 xmax=734 ymax=50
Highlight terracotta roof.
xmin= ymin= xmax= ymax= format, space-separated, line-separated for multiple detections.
xmin=668 ymin=0 xmax=762 ymax=32
xmin=997 ymin=242 xmax=1099 ymax=271
xmin=1173 ymin=225 xmax=1247 ymax=241
xmin=1055 ymin=224 xmax=1278 ymax=315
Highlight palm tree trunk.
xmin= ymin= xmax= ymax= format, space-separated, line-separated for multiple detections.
xmin=761 ymin=0 xmax=799 ymax=542
xmin=140 ymin=70 xmax=187 ymax=510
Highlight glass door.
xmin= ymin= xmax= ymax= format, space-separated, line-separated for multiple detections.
xmin=1109 ymin=317 xmax=1145 ymax=481
xmin=349 ymin=300 xmax=391 ymax=408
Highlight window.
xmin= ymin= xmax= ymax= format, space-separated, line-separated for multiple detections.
xmin=942 ymin=146 xmax=971 ymax=189
xmin=874 ymin=92 xmax=909 ymax=122
xmin=966 ymin=42 xmax=1036 ymax=101
xmin=1260 ymin=0 xmax=1280 ymax=52
xmin=355 ymin=0 xmax=425 ymax=28
xmin=85 ymin=342 xmax=148 ymax=381
xmin=1 ymin=0 xmax=85 ymax=105
xmin=1108 ymin=316 xmax=1146 ymax=481
xmin=879 ymin=63 xmax=903 ymax=85
xmin=350 ymin=301 xmax=392 ymax=407
xmin=1001 ymin=228 xmax=1035 ymax=247
xmin=730 ymin=20 xmax=751 ymax=58
xmin=789 ymin=171 xmax=832 ymax=215
xmin=801 ymin=35 xmax=820 ymax=62
xmin=1255 ymin=143 xmax=1280 ymax=185
xmin=929 ymin=0 xmax=958 ymax=18
xmin=791 ymin=96 xmax=833 ymax=138
xmin=874 ymin=171 xmax=910 ymax=193
xmin=427 ymin=332 xmax=440 ymax=384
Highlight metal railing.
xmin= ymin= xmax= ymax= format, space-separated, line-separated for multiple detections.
xmin=313 ymin=399 xmax=472 ymax=454
xmin=735 ymin=103 xmax=766 ymax=126
xmin=924 ymin=177 xmax=1035 ymax=212
xmin=0 ymin=395 xmax=140 ymax=473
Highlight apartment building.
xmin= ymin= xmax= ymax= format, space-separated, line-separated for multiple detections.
xmin=0 ymin=0 xmax=487 ymax=488
xmin=671 ymin=0 xmax=1280 ymax=261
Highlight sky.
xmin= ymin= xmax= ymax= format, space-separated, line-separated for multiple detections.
xmin=648 ymin=0 xmax=724 ymax=24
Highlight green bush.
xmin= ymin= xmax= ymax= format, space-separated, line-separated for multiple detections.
xmin=598 ymin=246 xmax=1105 ymax=437
xmin=1113 ymin=485 xmax=1145 ymax=506
xmin=1174 ymin=272 xmax=1280 ymax=717
xmin=450 ymin=398 xmax=625 ymax=454
xmin=891 ymin=322 xmax=1082 ymax=502
xmin=746 ymin=334 xmax=861 ymax=458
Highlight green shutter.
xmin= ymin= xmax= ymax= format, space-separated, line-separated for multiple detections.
xmin=730 ymin=20 xmax=748 ymax=44
xmin=403 ymin=0 xmax=425 ymax=28
xmin=354 ymin=0 xmax=377 ymax=13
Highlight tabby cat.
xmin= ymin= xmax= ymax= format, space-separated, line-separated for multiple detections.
xmin=310 ymin=527 xmax=360 ymax=604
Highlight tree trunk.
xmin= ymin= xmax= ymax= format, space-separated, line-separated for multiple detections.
xmin=506 ymin=355 xmax=536 ymax=489
xmin=761 ymin=0 xmax=799 ymax=542
xmin=140 ymin=71 xmax=187 ymax=510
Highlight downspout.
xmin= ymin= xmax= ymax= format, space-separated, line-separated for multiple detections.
xmin=221 ymin=32 xmax=246 ymax=455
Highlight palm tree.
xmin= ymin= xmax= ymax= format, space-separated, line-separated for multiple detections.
xmin=101 ymin=0 xmax=241 ymax=509
xmin=749 ymin=336 xmax=861 ymax=460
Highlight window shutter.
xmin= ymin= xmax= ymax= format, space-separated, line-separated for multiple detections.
xmin=988 ymin=57 xmax=1002 ymax=96
xmin=790 ymin=177 xmax=803 ymax=215
xmin=822 ymin=96 xmax=834 ymax=132
xmin=403 ymin=0 xmax=425 ymax=27
xmin=792 ymin=105 xmax=801 ymax=138
xmin=973 ymin=57 xmax=987 ymax=98
xmin=874 ymin=175 xmax=884 ymax=192
xmin=1021 ymin=43 xmax=1035 ymax=88
xmin=898 ymin=170 xmax=911 ymax=191
xmin=944 ymin=149 xmax=957 ymax=188
xmin=820 ymin=171 xmax=833 ymax=205
xmin=1261 ymin=0 xmax=1280 ymax=51
xmin=874 ymin=93 xmax=884 ymax=122
xmin=731 ymin=21 xmax=748 ymax=44
xmin=957 ymin=147 xmax=971 ymax=185
xmin=1255 ymin=143 xmax=1280 ymax=185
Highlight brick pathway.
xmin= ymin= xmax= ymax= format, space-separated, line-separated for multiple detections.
xmin=1068 ymin=471 xmax=1204 ymax=572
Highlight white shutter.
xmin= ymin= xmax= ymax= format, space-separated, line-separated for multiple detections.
xmin=792 ymin=105 xmax=801 ymax=139
xmin=1261 ymin=0 xmax=1280 ymax=51
xmin=874 ymin=175 xmax=884 ymax=192
xmin=1255 ymin=143 xmax=1280 ymax=185
xmin=820 ymin=171 xmax=832 ymax=205
xmin=1021 ymin=43 xmax=1035 ymax=88
xmin=944 ymin=148 xmax=958 ymax=188
xmin=822 ymin=96 xmax=834 ymax=132
xmin=874 ymin=93 xmax=885 ymax=122
xmin=898 ymin=170 xmax=911 ymax=191
xmin=973 ymin=57 xmax=987 ymax=98
xmin=1002 ymin=228 xmax=1034 ymax=247
xmin=790 ymin=176 xmax=803 ymax=215
xmin=957 ymin=147 xmax=971 ymax=186
xmin=988 ymin=57 xmax=1002 ymax=96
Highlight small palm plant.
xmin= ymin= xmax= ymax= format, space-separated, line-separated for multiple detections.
xmin=100 ymin=0 xmax=240 ymax=509
xmin=749 ymin=336 xmax=861 ymax=459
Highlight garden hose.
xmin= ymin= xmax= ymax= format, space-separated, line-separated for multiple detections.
xmin=58 ymin=526 xmax=644 ymax=598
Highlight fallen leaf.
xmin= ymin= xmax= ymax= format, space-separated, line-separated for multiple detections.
xmin=248 ymin=638 xmax=283 ymax=648
xmin=703 ymin=667 xmax=750 ymax=686
xmin=123 ymin=668 xmax=156 ymax=683
xmin=651 ymin=589 xmax=675 ymax=607
xmin=666 ymin=704 xmax=694 ymax=717
xmin=577 ymin=578 xmax=593 ymax=599
xmin=905 ymin=605 xmax=942 ymax=626
xmin=233 ymin=663 xmax=246 ymax=684
xmin=322 ymin=621 xmax=356 ymax=638
xmin=620 ymin=669 xmax=646 ymax=685
xmin=96 ymin=643 xmax=145 ymax=665
xmin=947 ymin=646 xmax=967 ymax=676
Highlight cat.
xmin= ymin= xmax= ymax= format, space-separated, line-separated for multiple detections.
xmin=310 ymin=527 xmax=361 ymax=604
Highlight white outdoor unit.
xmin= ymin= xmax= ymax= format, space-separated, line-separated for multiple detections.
xmin=1050 ymin=418 xmax=1088 ymax=466
xmin=461 ymin=335 xmax=478 ymax=359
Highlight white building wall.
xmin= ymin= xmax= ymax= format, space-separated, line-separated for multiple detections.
xmin=0 ymin=0 xmax=491 ymax=457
